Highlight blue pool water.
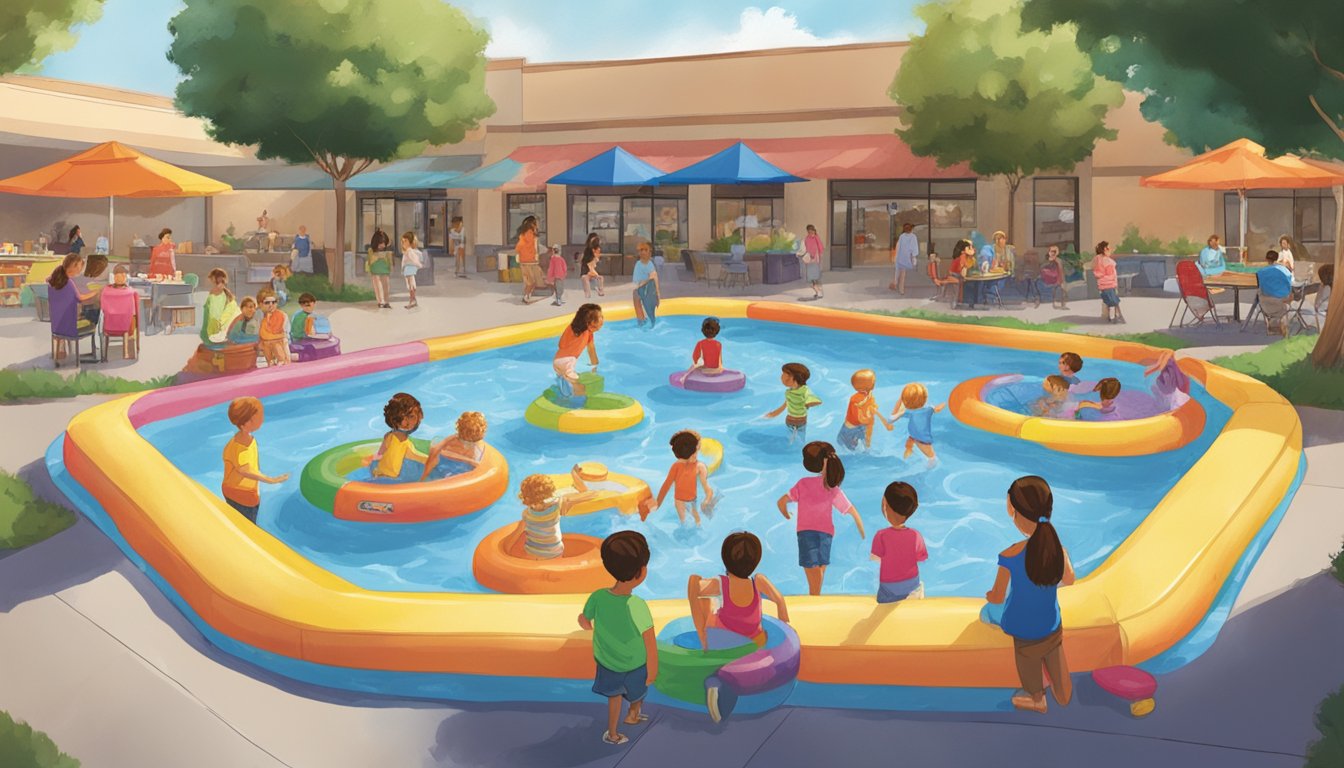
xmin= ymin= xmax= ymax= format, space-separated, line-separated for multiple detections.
xmin=138 ymin=317 xmax=1232 ymax=599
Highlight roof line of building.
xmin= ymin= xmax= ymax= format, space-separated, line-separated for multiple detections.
xmin=0 ymin=74 xmax=176 ymax=110
xmin=505 ymin=40 xmax=908 ymax=73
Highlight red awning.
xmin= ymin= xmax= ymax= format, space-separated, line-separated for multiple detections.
xmin=476 ymin=135 xmax=972 ymax=189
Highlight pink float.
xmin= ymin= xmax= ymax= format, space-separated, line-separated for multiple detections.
xmin=1092 ymin=665 xmax=1158 ymax=717
xmin=669 ymin=368 xmax=746 ymax=393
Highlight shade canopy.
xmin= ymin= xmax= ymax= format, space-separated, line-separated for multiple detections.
xmin=547 ymin=146 xmax=666 ymax=186
xmin=655 ymin=142 xmax=805 ymax=185
xmin=0 ymin=140 xmax=232 ymax=198
xmin=347 ymin=154 xmax=483 ymax=190
xmin=1139 ymin=138 xmax=1344 ymax=191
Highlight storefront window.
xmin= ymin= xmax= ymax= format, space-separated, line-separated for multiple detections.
xmin=569 ymin=187 xmax=687 ymax=254
xmin=1033 ymin=177 xmax=1078 ymax=250
xmin=507 ymin=193 xmax=546 ymax=247
xmin=831 ymin=180 xmax=977 ymax=267
xmin=1222 ymin=189 xmax=1337 ymax=262
xmin=357 ymin=194 xmax=460 ymax=274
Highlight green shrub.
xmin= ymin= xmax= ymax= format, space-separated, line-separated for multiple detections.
xmin=219 ymin=224 xmax=246 ymax=254
xmin=1165 ymin=236 xmax=1202 ymax=257
xmin=285 ymin=273 xmax=375 ymax=303
xmin=0 ymin=472 xmax=75 ymax=551
xmin=1212 ymin=336 xmax=1344 ymax=410
xmin=0 ymin=369 xmax=174 ymax=403
xmin=1332 ymin=537 xmax=1344 ymax=586
xmin=866 ymin=308 xmax=1076 ymax=334
xmin=1307 ymin=684 xmax=1344 ymax=767
xmin=1107 ymin=332 xmax=1194 ymax=350
xmin=1115 ymin=224 xmax=1165 ymax=254
xmin=706 ymin=233 xmax=742 ymax=253
xmin=0 ymin=711 xmax=79 ymax=768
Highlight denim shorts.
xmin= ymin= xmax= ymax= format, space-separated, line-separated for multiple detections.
xmin=877 ymin=577 xmax=923 ymax=604
xmin=592 ymin=661 xmax=648 ymax=702
xmin=837 ymin=424 xmax=865 ymax=451
xmin=797 ymin=530 xmax=833 ymax=568
xmin=1100 ymin=288 xmax=1120 ymax=307
xmin=225 ymin=497 xmax=259 ymax=524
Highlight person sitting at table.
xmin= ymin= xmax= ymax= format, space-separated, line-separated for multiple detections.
xmin=948 ymin=239 xmax=975 ymax=307
xmin=74 ymin=253 xmax=110 ymax=326
xmin=988 ymin=230 xmax=1015 ymax=273
xmin=1256 ymin=250 xmax=1294 ymax=336
xmin=1197 ymin=234 xmax=1227 ymax=277
xmin=47 ymin=253 xmax=97 ymax=360
xmin=149 ymin=228 xmax=176 ymax=278
xmin=1277 ymin=235 xmax=1306 ymax=274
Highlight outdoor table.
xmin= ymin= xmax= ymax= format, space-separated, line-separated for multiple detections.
xmin=962 ymin=272 xmax=1010 ymax=309
xmin=129 ymin=278 xmax=190 ymax=332
xmin=1203 ymin=272 xmax=1257 ymax=322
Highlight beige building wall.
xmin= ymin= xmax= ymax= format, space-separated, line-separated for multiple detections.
xmin=0 ymin=196 xmax=204 ymax=256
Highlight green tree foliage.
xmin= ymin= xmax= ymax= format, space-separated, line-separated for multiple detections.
xmin=169 ymin=0 xmax=495 ymax=288
xmin=0 ymin=0 xmax=103 ymax=74
xmin=890 ymin=0 xmax=1123 ymax=243
xmin=0 ymin=710 xmax=80 ymax=768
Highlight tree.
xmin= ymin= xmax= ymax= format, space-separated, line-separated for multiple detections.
xmin=0 ymin=0 xmax=103 ymax=74
xmin=1022 ymin=0 xmax=1344 ymax=366
xmin=890 ymin=0 xmax=1123 ymax=245
xmin=169 ymin=0 xmax=495 ymax=289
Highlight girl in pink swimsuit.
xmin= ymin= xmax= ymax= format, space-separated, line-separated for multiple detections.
xmin=688 ymin=532 xmax=790 ymax=648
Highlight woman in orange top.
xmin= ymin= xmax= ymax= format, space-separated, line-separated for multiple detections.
xmin=256 ymin=288 xmax=289 ymax=366
xmin=148 ymin=227 xmax=176 ymax=278
xmin=553 ymin=303 xmax=603 ymax=397
xmin=516 ymin=215 xmax=544 ymax=304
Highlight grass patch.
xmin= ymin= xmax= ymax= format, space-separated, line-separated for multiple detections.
xmin=1308 ymin=683 xmax=1344 ymax=767
xmin=1106 ymin=331 xmax=1195 ymax=350
xmin=0 ymin=369 xmax=175 ymax=403
xmin=866 ymin=308 xmax=1076 ymax=334
xmin=0 ymin=711 xmax=79 ymax=768
xmin=1212 ymin=336 xmax=1344 ymax=410
xmin=286 ymin=273 xmax=375 ymax=303
xmin=0 ymin=471 xmax=75 ymax=551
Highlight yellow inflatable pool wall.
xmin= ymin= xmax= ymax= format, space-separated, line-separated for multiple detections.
xmin=62 ymin=298 xmax=1300 ymax=689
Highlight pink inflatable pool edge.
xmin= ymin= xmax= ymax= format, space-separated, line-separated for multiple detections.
xmin=669 ymin=368 xmax=747 ymax=393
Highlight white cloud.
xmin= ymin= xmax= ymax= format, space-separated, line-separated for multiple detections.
xmin=644 ymin=7 xmax=857 ymax=59
xmin=483 ymin=16 xmax=550 ymax=60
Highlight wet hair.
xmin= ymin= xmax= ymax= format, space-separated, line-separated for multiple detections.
xmin=1044 ymin=375 xmax=1070 ymax=393
xmin=227 ymin=396 xmax=261 ymax=428
xmin=1095 ymin=240 xmax=1110 ymax=255
xmin=298 ymin=292 xmax=317 ymax=305
xmin=721 ymin=532 xmax=762 ymax=579
xmin=701 ymin=317 xmax=720 ymax=338
xmin=883 ymin=481 xmax=918 ymax=520
xmin=802 ymin=441 xmax=844 ymax=489
xmin=781 ymin=362 xmax=810 ymax=386
xmin=83 ymin=253 xmax=108 ymax=278
xmin=68 ymin=225 xmax=81 ymax=241
xmin=570 ymin=303 xmax=602 ymax=335
xmin=1094 ymin=377 xmax=1122 ymax=401
xmin=383 ymin=392 xmax=423 ymax=430
xmin=600 ymin=530 xmax=650 ymax=582
xmin=158 ymin=228 xmax=172 ymax=241
xmin=669 ymin=429 xmax=701 ymax=460
xmin=900 ymin=382 xmax=928 ymax=409
xmin=518 ymin=473 xmax=557 ymax=507
xmin=1265 ymin=250 xmax=1279 ymax=262
xmin=516 ymin=215 xmax=538 ymax=237
xmin=456 ymin=411 xmax=487 ymax=442
xmin=1059 ymin=352 xmax=1083 ymax=374
xmin=47 ymin=253 xmax=85 ymax=290
xmin=1008 ymin=476 xmax=1064 ymax=587
xmin=208 ymin=267 xmax=234 ymax=303
xmin=851 ymin=368 xmax=876 ymax=391
xmin=239 ymin=296 xmax=257 ymax=311
xmin=1319 ymin=264 xmax=1334 ymax=288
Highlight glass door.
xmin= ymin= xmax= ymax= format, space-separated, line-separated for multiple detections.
xmin=621 ymin=197 xmax=653 ymax=257
xmin=395 ymin=200 xmax=426 ymax=247
xmin=851 ymin=199 xmax=897 ymax=267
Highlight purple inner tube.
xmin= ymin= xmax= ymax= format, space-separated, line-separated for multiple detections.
xmin=707 ymin=616 xmax=801 ymax=695
xmin=291 ymin=336 xmax=341 ymax=362
xmin=669 ymin=368 xmax=746 ymax=393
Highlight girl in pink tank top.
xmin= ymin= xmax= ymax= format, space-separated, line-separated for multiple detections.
xmin=688 ymin=532 xmax=791 ymax=648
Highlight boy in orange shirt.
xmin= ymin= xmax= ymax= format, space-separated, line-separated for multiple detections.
xmin=837 ymin=369 xmax=894 ymax=451
xmin=256 ymin=288 xmax=289 ymax=366
xmin=643 ymin=430 xmax=715 ymax=525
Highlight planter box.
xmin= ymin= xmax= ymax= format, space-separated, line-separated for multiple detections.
xmin=761 ymin=250 xmax=801 ymax=284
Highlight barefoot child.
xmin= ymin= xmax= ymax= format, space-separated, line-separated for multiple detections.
xmin=764 ymin=362 xmax=821 ymax=445
xmin=870 ymin=481 xmax=928 ymax=603
xmin=777 ymin=441 xmax=866 ymax=595
xmin=578 ymin=531 xmax=657 ymax=745
xmin=221 ymin=397 xmax=290 ymax=524
xmin=891 ymin=383 xmax=946 ymax=463
xmin=554 ymin=304 xmax=604 ymax=398
xmin=1093 ymin=240 xmax=1123 ymax=323
xmin=257 ymin=289 xmax=289 ymax=366
xmin=688 ymin=531 xmax=790 ymax=647
xmin=519 ymin=469 xmax=600 ymax=558
xmin=547 ymin=244 xmax=567 ymax=307
xmin=421 ymin=411 xmax=488 ymax=480
xmin=647 ymin=430 xmax=714 ymax=525
xmin=686 ymin=316 xmax=725 ymax=376
xmin=368 ymin=393 xmax=428 ymax=480
xmin=401 ymin=231 xmax=423 ymax=309
xmin=837 ymin=369 xmax=895 ymax=451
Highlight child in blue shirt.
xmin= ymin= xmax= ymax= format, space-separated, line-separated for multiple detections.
xmin=891 ymin=382 xmax=945 ymax=464
xmin=1057 ymin=352 xmax=1083 ymax=387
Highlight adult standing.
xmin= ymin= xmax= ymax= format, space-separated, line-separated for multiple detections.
xmin=47 ymin=253 xmax=96 ymax=361
xmin=892 ymin=222 xmax=919 ymax=294
xmin=516 ymin=215 xmax=543 ymax=304
xmin=367 ymin=226 xmax=393 ymax=309
xmin=631 ymin=241 xmax=660 ymax=328
xmin=148 ymin=228 xmax=176 ymax=278
xmin=67 ymin=225 xmax=85 ymax=256
xmin=291 ymin=225 xmax=314 ymax=274
xmin=801 ymin=224 xmax=824 ymax=300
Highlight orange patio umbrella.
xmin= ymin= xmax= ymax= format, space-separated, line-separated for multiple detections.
xmin=0 ymin=141 xmax=232 ymax=253
xmin=1141 ymin=139 xmax=1344 ymax=262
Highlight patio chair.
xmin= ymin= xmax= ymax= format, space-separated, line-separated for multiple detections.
xmin=688 ymin=251 xmax=708 ymax=282
xmin=159 ymin=273 xmax=199 ymax=334
xmin=703 ymin=256 xmax=726 ymax=288
xmin=52 ymin=319 xmax=98 ymax=369
xmin=29 ymin=281 xmax=50 ymax=322
xmin=1054 ymin=265 xmax=1088 ymax=308
xmin=1289 ymin=283 xmax=1321 ymax=334
xmin=100 ymin=285 xmax=140 ymax=360
xmin=1016 ymin=251 xmax=1043 ymax=303
xmin=1169 ymin=260 xmax=1221 ymax=328
xmin=724 ymin=245 xmax=750 ymax=289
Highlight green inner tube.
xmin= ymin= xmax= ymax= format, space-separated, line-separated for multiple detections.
xmin=654 ymin=623 xmax=756 ymax=704
xmin=523 ymin=372 xmax=639 ymax=431
xmin=300 ymin=437 xmax=431 ymax=513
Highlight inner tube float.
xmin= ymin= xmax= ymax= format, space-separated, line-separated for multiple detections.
xmin=669 ymin=368 xmax=746 ymax=393
xmin=524 ymin=372 xmax=643 ymax=434
xmin=291 ymin=335 xmax=341 ymax=362
xmin=472 ymin=522 xmax=606 ymax=594
xmin=300 ymin=438 xmax=508 ymax=522
xmin=654 ymin=615 xmax=800 ymax=721
xmin=949 ymin=374 xmax=1205 ymax=457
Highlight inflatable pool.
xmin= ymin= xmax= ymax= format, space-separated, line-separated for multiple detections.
xmin=949 ymin=373 xmax=1206 ymax=456
xmin=656 ymin=615 xmax=799 ymax=721
xmin=300 ymin=438 xmax=508 ymax=522
xmin=471 ymin=522 xmax=607 ymax=594
xmin=669 ymin=368 xmax=746 ymax=393
xmin=523 ymin=372 xmax=643 ymax=434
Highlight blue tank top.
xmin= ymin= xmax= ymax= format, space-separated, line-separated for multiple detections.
xmin=998 ymin=547 xmax=1061 ymax=641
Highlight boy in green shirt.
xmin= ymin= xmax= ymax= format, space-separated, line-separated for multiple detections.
xmin=290 ymin=293 xmax=318 ymax=340
xmin=764 ymin=362 xmax=822 ymax=445
xmin=578 ymin=530 xmax=657 ymax=745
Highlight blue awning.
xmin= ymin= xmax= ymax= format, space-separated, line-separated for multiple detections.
xmin=347 ymin=155 xmax=483 ymax=190
xmin=547 ymin=146 xmax=665 ymax=186
xmin=655 ymin=142 xmax=805 ymax=185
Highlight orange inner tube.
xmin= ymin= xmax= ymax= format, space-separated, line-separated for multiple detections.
xmin=472 ymin=522 xmax=610 ymax=594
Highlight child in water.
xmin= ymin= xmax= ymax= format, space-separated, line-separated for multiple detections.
xmin=764 ymin=362 xmax=821 ymax=445
xmin=1031 ymin=375 xmax=1072 ymax=419
xmin=368 ymin=393 xmax=428 ymax=479
xmin=221 ymin=397 xmax=289 ymax=524
xmin=1058 ymin=352 xmax=1083 ymax=387
xmin=837 ymin=369 xmax=895 ymax=452
xmin=687 ymin=531 xmax=790 ymax=649
xmin=421 ymin=411 xmax=488 ymax=480
xmin=777 ymin=441 xmax=865 ymax=595
xmin=686 ymin=317 xmax=725 ymax=376
xmin=554 ymin=304 xmax=603 ymax=398
xmin=1075 ymin=378 xmax=1121 ymax=422
xmin=870 ymin=481 xmax=928 ymax=603
xmin=518 ymin=470 xmax=600 ymax=559
xmin=891 ymin=383 xmax=946 ymax=464
xmin=646 ymin=430 xmax=715 ymax=525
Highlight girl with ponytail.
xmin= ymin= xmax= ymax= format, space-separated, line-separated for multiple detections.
xmin=982 ymin=475 xmax=1075 ymax=713
xmin=777 ymin=441 xmax=866 ymax=595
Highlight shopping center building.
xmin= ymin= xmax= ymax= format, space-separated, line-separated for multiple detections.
xmin=1 ymin=41 xmax=1336 ymax=271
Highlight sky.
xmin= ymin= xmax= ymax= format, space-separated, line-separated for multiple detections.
xmin=35 ymin=0 xmax=922 ymax=96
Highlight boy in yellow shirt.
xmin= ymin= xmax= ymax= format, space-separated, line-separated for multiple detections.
xmin=222 ymin=397 xmax=289 ymax=523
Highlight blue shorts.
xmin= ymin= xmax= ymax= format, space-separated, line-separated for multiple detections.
xmin=403 ymin=265 xmax=420 ymax=277
xmin=837 ymin=424 xmax=865 ymax=451
xmin=592 ymin=661 xmax=648 ymax=702
xmin=877 ymin=577 xmax=923 ymax=604
xmin=225 ymin=497 xmax=259 ymax=524
xmin=797 ymin=530 xmax=833 ymax=568
xmin=1100 ymin=288 xmax=1120 ymax=307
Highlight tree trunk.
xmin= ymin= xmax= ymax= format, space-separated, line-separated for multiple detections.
xmin=1310 ymin=184 xmax=1344 ymax=368
xmin=330 ymin=178 xmax=347 ymax=291
xmin=1004 ymin=175 xmax=1022 ymax=245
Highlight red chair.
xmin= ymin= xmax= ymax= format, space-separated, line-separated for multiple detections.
xmin=927 ymin=257 xmax=961 ymax=307
xmin=100 ymin=285 xmax=140 ymax=359
xmin=1170 ymin=260 xmax=1221 ymax=327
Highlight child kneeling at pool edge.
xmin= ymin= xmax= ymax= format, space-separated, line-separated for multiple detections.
xmin=870 ymin=481 xmax=928 ymax=603
xmin=688 ymin=531 xmax=790 ymax=649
